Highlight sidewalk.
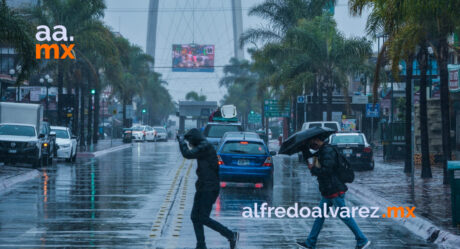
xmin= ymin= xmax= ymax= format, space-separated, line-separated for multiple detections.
xmin=350 ymin=149 xmax=460 ymax=236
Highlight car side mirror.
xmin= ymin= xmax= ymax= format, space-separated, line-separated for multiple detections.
xmin=50 ymin=131 xmax=56 ymax=136
xmin=38 ymin=133 xmax=45 ymax=139
xmin=270 ymin=151 xmax=277 ymax=156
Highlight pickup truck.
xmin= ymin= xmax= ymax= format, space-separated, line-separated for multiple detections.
xmin=0 ymin=103 xmax=56 ymax=167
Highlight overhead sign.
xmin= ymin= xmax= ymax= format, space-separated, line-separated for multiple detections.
xmin=264 ymin=99 xmax=290 ymax=117
xmin=297 ymin=96 xmax=305 ymax=103
xmin=352 ymin=95 xmax=368 ymax=104
xmin=248 ymin=112 xmax=262 ymax=124
xmin=366 ymin=103 xmax=380 ymax=118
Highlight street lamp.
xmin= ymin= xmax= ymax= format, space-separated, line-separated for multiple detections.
xmin=40 ymin=75 xmax=53 ymax=119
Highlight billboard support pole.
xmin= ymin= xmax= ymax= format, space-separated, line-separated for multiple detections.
xmin=231 ymin=0 xmax=244 ymax=59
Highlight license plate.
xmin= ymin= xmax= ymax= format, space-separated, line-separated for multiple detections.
xmin=343 ymin=149 xmax=352 ymax=154
xmin=238 ymin=159 xmax=250 ymax=166
xmin=8 ymin=149 xmax=17 ymax=154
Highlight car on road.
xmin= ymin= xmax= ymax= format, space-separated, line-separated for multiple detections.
xmin=302 ymin=121 xmax=341 ymax=132
xmin=217 ymin=137 xmax=276 ymax=188
xmin=153 ymin=127 xmax=168 ymax=141
xmin=131 ymin=125 xmax=156 ymax=142
xmin=219 ymin=131 xmax=260 ymax=148
xmin=203 ymin=122 xmax=243 ymax=149
xmin=51 ymin=126 xmax=77 ymax=162
xmin=329 ymin=132 xmax=374 ymax=170
xmin=122 ymin=128 xmax=133 ymax=143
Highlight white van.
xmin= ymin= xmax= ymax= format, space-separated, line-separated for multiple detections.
xmin=301 ymin=121 xmax=341 ymax=132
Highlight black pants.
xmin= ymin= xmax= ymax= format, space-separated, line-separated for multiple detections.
xmin=191 ymin=190 xmax=233 ymax=247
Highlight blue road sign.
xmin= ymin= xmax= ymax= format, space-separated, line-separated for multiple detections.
xmin=297 ymin=96 xmax=305 ymax=103
xmin=366 ymin=103 xmax=380 ymax=118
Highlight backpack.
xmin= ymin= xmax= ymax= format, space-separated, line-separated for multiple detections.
xmin=332 ymin=147 xmax=355 ymax=183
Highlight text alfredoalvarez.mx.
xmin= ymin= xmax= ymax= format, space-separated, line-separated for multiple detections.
xmin=35 ymin=25 xmax=75 ymax=60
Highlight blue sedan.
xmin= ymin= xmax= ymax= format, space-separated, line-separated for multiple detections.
xmin=217 ymin=137 xmax=276 ymax=188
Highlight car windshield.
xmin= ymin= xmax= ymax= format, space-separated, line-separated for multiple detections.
xmin=324 ymin=123 xmax=338 ymax=131
xmin=309 ymin=123 xmax=322 ymax=128
xmin=204 ymin=125 xmax=242 ymax=138
xmin=155 ymin=128 xmax=166 ymax=133
xmin=330 ymin=135 xmax=364 ymax=144
xmin=51 ymin=129 xmax=69 ymax=139
xmin=221 ymin=141 xmax=267 ymax=155
xmin=132 ymin=127 xmax=144 ymax=131
xmin=0 ymin=125 xmax=35 ymax=137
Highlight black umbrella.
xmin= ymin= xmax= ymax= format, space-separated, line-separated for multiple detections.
xmin=279 ymin=127 xmax=335 ymax=155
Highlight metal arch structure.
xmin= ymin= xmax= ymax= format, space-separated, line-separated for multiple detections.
xmin=145 ymin=0 xmax=244 ymax=62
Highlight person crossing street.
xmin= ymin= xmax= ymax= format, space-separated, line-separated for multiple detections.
xmin=178 ymin=128 xmax=239 ymax=249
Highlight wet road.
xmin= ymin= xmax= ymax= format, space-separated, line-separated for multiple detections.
xmin=0 ymin=141 xmax=438 ymax=248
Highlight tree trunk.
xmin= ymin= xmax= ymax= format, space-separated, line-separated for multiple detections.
xmin=93 ymin=87 xmax=100 ymax=144
xmin=419 ymin=43 xmax=432 ymax=178
xmin=122 ymin=97 xmax=127 ymax=127
xmin=57 ymin=61 xmax=64 ymax=125
xmin=319 ymin=83 xmax=324 ymax=121
xmin=79 ymin=83 xmax=85 ymax=147
xmin=404 ymin=56 xmax=414 ymax=173
xmin=87 ymin=81 xmax=93 ymax=146
xmin=439 ymin=38 xmax=452 ymax=184
xmin=74 ymin=86 xmax=80 ymax=136
xmin=326 ymin=86 xmax=332 ymax=121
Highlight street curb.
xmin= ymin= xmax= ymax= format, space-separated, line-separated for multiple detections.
xmin=77 ymin=143 xmax=132 ymax=158
xmin=348 ymin=184 xmax=460 ymax=249
xmin=0 ymin=169 xmax=40 ymax=192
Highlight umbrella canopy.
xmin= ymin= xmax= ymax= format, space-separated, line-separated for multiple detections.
xmin=279 ymin=127 xmax=335 ymax=155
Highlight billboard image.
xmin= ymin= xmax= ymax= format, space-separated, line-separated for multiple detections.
xmin=172 ymin=44 xmax=215 ymax=72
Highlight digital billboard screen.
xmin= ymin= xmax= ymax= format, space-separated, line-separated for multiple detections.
xmin=172 ymin=44 xmax=215 ymax=72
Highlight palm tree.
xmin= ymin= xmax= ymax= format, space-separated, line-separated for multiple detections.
xmin=185 ymin=91 xmax=207 ymax=101
xmin=240 ymin=0 xmax=336 ymax=46
xmin=0 ymin=0 xmax=36 ymax=93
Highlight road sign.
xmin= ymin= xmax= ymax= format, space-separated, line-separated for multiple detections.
xmin=264 ymin=99 xmax=290 ymax=117
xmin=297 ymin=96 xmax=305 ymax=103
xmin=366 ymin=103 xmax=380 ymax=118
xmin=248 ymin=112 xmax=262 ymax=124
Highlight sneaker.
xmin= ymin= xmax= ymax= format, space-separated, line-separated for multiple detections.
xmin=356 ymin=240 xmax=371 ymax=249
xmin=296 ymin=242 xmax=315 ymax=249
xmin=229 ymin=231 xmax=239 ymax=249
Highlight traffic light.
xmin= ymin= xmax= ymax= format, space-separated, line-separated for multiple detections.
xmin=142 ymin=109 xmax=147 ymax=113
xmin=250 ymin=110 xmax=255 ymax=114
xmin=90 ymin=89 xmax=96 ymax=95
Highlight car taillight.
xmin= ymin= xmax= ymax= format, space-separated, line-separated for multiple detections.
xmin=263 ymin=156 xmax=272 ymax=167
xmin=217 ymin=155 xmax=224 ymax=165
xmin=220 ymin=182 xmax=227 ymax=188
xmin=363 ymin=147 xmax=372 ymax=153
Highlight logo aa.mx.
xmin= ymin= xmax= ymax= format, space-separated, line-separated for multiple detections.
xmin=35 ymin=25 xmax=75 ymax=60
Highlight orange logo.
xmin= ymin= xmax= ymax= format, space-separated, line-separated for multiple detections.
xmin=35 ymin=25 xmax=75 ymax=60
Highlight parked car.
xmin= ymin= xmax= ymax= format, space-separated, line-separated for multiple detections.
xmin=153 ymin=126 xmax=168 ymax=141
xmin=329 ymin=132 xmax=374 ymax=170
xmin=122 ymin=128 xmax=133 ymax=143
xmin=51 ymin=126 xmax=77 ymax=162
xmin=217 ymin=137 xmax=276 ymax=188
xmin=301 ymin=121 xmax=341 ymax=132
xmin=203 ymin=122 xmax=243 ymax=149
xmin=0 ymin=103 xmax=56 ymax=167
xmin=131 ymin=125 xmax=156 ymax=142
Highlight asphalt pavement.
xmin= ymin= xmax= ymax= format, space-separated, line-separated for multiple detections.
xmin=0 ymin=141 xmax=439 ymax=248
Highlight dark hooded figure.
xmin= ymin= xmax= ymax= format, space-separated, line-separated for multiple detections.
xmin=178 ymin=128 xmax=239 ymax=249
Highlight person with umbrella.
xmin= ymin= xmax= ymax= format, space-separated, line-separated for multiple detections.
xmin=279 ymin=127 xmax=370 ymax=249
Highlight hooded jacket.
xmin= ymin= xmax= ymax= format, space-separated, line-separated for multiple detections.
xmin=179 ymin=128 xmax=220 ymax=192
xmin=302 ymin=144 xmax=347 ymax=197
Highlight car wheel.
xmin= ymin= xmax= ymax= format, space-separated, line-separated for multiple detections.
xmin=369 ymin=161 xmax=375 ymax=170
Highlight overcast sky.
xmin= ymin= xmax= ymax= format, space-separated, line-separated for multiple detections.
xmin=103 ymin=0 xmax=371 ymax=103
